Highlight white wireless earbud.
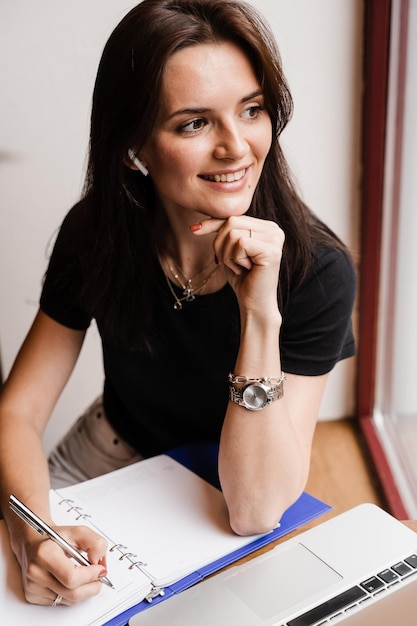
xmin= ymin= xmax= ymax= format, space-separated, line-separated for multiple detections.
xmin=128 ymin=149 xmax=149 ymax=177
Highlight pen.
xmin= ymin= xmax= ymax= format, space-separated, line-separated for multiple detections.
xmin=9 ymin=494 xmax=115 ymax=589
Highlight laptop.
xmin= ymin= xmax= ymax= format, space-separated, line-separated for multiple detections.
xmin=129 ymin=503 xmax=417 ymax=625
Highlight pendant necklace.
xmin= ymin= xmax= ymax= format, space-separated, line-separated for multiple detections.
xmin=163 ymin=258 xmax=218 ymax=311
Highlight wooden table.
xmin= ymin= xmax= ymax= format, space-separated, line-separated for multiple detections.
xmin=239 ymin=419 xmax=417 ymax=564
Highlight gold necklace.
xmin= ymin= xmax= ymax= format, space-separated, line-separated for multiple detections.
xmin=164 ymin=265 xmax=219 ymax=310
xmin=157 ymin=246 xmax=218 ymax=310
xmin=169 ymin=257 xmax=215 ymax=285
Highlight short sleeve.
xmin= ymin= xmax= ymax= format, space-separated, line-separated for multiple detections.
xmin=280 ymin=246 xmax=357 ymax=376
xmin=40 ymin=204 xmax=92 ymax=330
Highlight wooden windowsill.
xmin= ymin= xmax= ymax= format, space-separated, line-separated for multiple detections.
xmin=295 ymin=418 xmax=417 ymax=535
xmin=253 ymin=418 xmax=417 ymax=555
xmin=306 ymin=417 xmax=384 ymax=517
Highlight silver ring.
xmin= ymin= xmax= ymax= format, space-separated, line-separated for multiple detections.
xmin=52 ymin=593 xmax=63 ymax=607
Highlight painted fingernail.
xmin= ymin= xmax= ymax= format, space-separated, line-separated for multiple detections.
xmin=99 ymin=556 xmax=107 ymax=568
xmin=99 ymin=568 xmax=108 ymax=577
xmin=190 ymin=223 xmax=202 ymax=232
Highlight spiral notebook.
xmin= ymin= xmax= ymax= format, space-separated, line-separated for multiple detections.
xmin=0 ymin=444 xmax=330 ymax=626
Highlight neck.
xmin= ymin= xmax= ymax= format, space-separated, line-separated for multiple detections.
xmin=160 ymin=248 xmax=221 ymax=310
xmin=161 ymin=246 xmax=217 ymax=284
xmin=156 ymin=216 xmax=216 ymax=279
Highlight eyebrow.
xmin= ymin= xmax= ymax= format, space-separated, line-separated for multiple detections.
xmin=167 ymin=89 xmax=264 ymax=121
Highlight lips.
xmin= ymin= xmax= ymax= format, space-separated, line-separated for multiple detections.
xmin=201 ymin=168 xmax=246 ymax=183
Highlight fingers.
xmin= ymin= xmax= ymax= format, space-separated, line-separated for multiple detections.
xmin=190 ymin=218 xmax=249 ymax=274
xmin=191 ymin=216 xmax=282 ymax=276
xmin=24 ymin=574 xmax=102 ymax=606
xmin=223 ymin=232 xmax=254 ymax=274
xmin=65 ymin=524 xmax=108 ymax=565
xmin=24 ymin=559 xmax=103 ymax=606
xmin=189 ymin=218 xmax=225 ymax=235
xmin=22 ymin=526 xmax=108 ymax=606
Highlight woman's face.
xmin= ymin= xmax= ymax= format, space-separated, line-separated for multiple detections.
xmin=140 ymin=41 xmax=273 ymax=222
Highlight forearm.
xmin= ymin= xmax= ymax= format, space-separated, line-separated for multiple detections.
xmin=192 ymin=216 xmax=327 ymax=535
xmin=0 ymin=410 xmax=52 ymax=557
xmin=218 ymin=311 xmax=310 ymax=536
xmin=0 ymin=311 xmax=85 ymax=541
xmin=0 ymin=404 xmax=109 ymax=605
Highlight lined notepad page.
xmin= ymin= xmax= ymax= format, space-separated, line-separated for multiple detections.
xmin=54 ymin=455 xmax=267 ymax=586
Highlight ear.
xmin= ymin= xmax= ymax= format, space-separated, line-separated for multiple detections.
xmin=127 ymin=149 xmax=149 ymax=177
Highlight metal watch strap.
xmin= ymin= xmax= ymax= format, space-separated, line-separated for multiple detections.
xmin=228 ymin=383 xmax=283 ymax=404
xmin=228 ymin=374 xmax=286 ymax=408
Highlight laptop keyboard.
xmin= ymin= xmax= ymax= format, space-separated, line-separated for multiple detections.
xmin=284 ymin=553 xmax=417 ymax=626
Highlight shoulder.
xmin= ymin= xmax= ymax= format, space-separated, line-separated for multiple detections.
xmin=39 ymin=200 xmax=94 ymax=328
xmin=287 ymin=244 xmax=357 ymax=319
xmin=292 ymin=245 xmax=357 ymax=305
xmin=309 ymin=245 xmax=357 ymax=298
xmin=280 ymin=245 xmax=357 ymax=375
xmin=312 ymin=244 xmax=356 ymax=274
xmin=55 ymin=199 xmax=90 ymax=243
xmin=46 ymin=199 xmax=94 ymax=268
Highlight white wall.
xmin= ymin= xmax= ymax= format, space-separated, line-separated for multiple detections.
xmin=0 ymin=0 xmax=362 ymax=454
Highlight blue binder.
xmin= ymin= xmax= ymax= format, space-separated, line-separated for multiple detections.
xmin=104 ymin=442 xmax=331 ymax=626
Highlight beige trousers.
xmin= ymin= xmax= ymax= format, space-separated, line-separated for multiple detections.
xmin=48 ymin=397 xmax=143 ymax=488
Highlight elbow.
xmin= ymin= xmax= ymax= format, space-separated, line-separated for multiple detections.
xmin=227 ymin=497 xmax=291 ymax=537
xmin=227 ymin=483 xmax=306 ymax=537
xmin=229 ymin=512 xmax=281 ymax=537
xmin=223 ymin=460 xmax=310 ymax=536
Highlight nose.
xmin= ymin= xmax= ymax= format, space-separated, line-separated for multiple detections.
xmin=212 ymin=120 xmax=248 ymax=161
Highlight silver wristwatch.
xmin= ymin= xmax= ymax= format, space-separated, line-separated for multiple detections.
xmin=228 ymin=374 xmax=285 ymax=411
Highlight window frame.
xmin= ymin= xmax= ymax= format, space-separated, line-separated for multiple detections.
xmin=357 ymin=0 xmax=410 ymax=519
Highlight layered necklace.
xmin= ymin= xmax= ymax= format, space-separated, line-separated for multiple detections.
xmin=162 ymin=257 xmax=219 ymax=311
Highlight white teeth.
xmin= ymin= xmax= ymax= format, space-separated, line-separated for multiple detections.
xmin=204 ymin=169 xmax=246 ymax=183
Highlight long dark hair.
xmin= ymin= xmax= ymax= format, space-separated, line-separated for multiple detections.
xmin=78 ymin=0 xmax=346 ymax=348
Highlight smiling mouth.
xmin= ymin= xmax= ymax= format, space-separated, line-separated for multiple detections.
xmin=201 ymin=168 xmax=246 ymax=183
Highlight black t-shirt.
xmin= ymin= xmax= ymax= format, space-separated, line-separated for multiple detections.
xmin=40 ymin=205 xmax=356 ymax=456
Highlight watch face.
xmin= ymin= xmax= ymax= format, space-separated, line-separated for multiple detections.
xmin=242 ymin=383 xmax=268 ymax=410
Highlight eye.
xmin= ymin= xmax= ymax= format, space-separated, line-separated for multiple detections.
xmin=178 ymin=118 xmax=207 ymax=134
xmin=242 ymin=105 xmax=265 ymax=120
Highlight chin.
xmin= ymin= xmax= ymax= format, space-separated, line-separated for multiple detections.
xmin=208 ymin=198 xmax=254 ymax=218
xmin=217 ymin=205 xmax=253 ymax=219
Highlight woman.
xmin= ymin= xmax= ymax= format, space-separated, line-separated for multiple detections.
xmin=0 ymin=0 xmax=356 ymax=607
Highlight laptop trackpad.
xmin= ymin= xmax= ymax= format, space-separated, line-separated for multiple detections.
xmin=129 ymin=543 xmax=343 ymax=625
xmin=225 ymin=542 xmax=342 ymax=620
